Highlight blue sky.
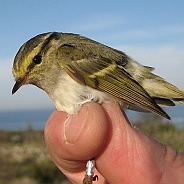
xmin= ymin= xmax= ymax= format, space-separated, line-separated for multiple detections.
xmin=1 ymin=1 xmax=184 ymax=111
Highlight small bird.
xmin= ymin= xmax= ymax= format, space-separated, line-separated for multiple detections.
xmin=12 ymin=32 xmax=184 ymax=120
xmin=12 ymin=32 xmax=184 ymax=184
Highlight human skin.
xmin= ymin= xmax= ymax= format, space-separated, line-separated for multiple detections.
xmin=44 ymin=101 xmax=184 ymax=184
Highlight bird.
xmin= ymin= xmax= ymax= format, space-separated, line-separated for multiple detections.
xmin=12 ymin=32 xmax=184 ymax=184
xmin=12 ymin=32 xmax=184 ymax=120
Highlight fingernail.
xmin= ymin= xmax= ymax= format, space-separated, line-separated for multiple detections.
xmin=64 ymin=105 xmax=88 ymax=144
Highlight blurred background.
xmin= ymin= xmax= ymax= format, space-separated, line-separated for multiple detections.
xmin=0 ymin=0 xmax=184 ymax=129
xmin=0 ymin=1 xmax=184 ymax=184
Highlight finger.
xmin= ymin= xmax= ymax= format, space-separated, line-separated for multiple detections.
xmin=44 ymin=102 xmax=109 ymax=180
xmin=96 ymin=102 xmax=168 ymax=184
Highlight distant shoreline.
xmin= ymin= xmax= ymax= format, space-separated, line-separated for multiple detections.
xmin=0 ymin=105 xmax=184 ymax=130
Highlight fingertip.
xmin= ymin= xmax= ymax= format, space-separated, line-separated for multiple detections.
xmin=62 ymin=102 xmax=109 ymax=160
xmin=44 ymin=102 xmax=109 ymax=172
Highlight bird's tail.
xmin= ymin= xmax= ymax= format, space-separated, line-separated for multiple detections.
xmin=142 ymin=73 xmax=184 ymax=107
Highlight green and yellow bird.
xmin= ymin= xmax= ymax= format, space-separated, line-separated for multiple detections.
xmin=12 ymin=32 xmax=184 ymax=119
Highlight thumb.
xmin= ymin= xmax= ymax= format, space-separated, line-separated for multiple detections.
xmin=44 ymin=102 xmax=109 ymax=181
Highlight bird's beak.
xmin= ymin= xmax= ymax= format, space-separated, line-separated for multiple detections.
xmin=12 ymin=77 xmax=27 ymax=94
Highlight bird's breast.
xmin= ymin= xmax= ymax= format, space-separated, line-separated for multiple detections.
xmin=49 ymin=73 xmax=112 ymax=114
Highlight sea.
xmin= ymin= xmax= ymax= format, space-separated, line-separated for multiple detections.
xmin=0 ymin=104 xmax=184 ymax=130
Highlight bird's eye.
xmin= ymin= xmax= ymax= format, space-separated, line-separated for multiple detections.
xmin=33 ymin=55 xmax=42 ymax=64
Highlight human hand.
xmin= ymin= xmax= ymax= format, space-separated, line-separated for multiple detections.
xmin=44 ymin=101 xmax=184 ymax=184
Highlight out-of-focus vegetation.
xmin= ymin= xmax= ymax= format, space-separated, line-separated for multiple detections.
xmin=133 ymin=114 xmax=184 ymax=153
xmin=0 ymin=115 xmax=183 ymax=184
xmin=0 ymin=130 xmax=71 ymax=184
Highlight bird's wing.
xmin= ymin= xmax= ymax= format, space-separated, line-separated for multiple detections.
xmin=56 ymin=44 xmax=170 ymax=119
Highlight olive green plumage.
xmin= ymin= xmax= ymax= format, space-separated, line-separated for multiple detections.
xmin=12 ymin=32 xmax=184 ymax=119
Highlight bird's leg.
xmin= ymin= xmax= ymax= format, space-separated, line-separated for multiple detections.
xmin=83 ymin=159 xmax=98 ymax=184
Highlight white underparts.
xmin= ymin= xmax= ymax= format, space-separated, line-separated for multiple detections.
xmin=51 ymin=73 xmax=112 ymax=114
